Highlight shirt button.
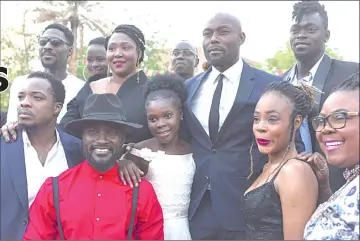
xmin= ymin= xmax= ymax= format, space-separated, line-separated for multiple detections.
xmin=99 ymin=176 xmax=103 ymax=179
xmin=96 ymin=217 xmax=100 ymax=221
xmin=205 ymin=176 xmax=209 ymax=180
xmin=97 ymin=193 xmax=101 ymax=197
xmin=23 ymin=220 xmax=27 ymax=226
xmin=211 ymin=149 xmax=216 ymax=154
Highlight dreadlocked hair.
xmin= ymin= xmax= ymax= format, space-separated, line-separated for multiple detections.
xmin=332 ymin=68 xmax=359 ymax=93
xmin=144 ymin=74 xmax=187 ymax=108
xmin=105 ymin=24 xmax=146 ymax=64
xmin=247 ymin=81 xmax=321 ymax=179
xmin=292 ymin=1 xmax=328 ymax=30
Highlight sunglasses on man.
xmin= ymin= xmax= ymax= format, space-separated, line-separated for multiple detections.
xmin=38 ymin=37 xmax=70 ymax=47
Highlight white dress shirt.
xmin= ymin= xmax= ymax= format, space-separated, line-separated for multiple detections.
xmin=288 ymin=53 xmax=325 ymax=86
xmin=7 ymin=73 xmax=85 ymax=123
xmin=22 ymin=129 xmax=69 ymax=207
xmin=191 ymin=59 xmax=243 ymax=135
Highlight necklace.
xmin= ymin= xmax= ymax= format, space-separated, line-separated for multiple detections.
xmin=343 ymin=164 xmax=360 ymax=182
xmin=36 ymin=137 xmax=57 ymax=164
xmin=265 ymin=145 xmax=291 ymax=183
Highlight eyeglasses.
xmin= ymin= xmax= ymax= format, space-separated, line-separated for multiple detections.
xmin=38 ymin=37 xmax=70 ymax=47
xmin=312 ymin=111 xmax=359 ymax=132
xmin=172 ymin=50 xmax=196 ymax=57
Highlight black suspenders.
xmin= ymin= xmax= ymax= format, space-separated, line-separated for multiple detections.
xmin=52 ymin=176 xmax=139 ymax=240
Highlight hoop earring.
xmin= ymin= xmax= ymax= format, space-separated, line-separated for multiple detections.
xmin=82 ymin=67 xmax=87 ymax=82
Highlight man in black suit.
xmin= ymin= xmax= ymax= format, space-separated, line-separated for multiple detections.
xmin=184 ymin=13 xmax=282 ymax=240
xmin=283 ymin=1 xmax=359 ymax=192
xmin=0 ymin=72 xmax=84 ymax=240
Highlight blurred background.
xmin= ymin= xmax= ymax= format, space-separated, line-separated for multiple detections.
xmin=1 ymin=1 xmax=359 ymax=109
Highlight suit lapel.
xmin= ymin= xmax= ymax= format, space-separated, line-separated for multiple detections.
xmin=57 ymin=126 xmax=77 ymax=168
xmin=311 ymin=54 xmax=332 ymax=115
xmin=6 ymin=132 xmax=29 ymax=211
xmin=186 ymin=68 xmax=213 ymax=140
xmin=283 ymin=67 xmax=294 ymax=82
xmin=217 ymin=62 xmax=255 ymax=141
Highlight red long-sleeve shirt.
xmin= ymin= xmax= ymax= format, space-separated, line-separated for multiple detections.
xmin=23 ymin=161 xmax=164 ymax=240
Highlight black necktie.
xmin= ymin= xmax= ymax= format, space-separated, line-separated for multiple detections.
xmin=209 ymin=74 xmax=224 ymax=142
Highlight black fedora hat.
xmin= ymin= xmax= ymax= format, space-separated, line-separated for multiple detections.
xmin=65 ymin=93 xmax=142 ymax=138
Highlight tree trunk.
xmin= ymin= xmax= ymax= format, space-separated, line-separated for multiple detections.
xmin=68 ymin=4 xmax=79 ymax=74
xmin=79 ymin=24 xmax=84 ymax=47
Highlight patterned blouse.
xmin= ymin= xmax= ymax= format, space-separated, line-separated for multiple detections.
xmin=304 ymin=165 xmax=359 ymax=240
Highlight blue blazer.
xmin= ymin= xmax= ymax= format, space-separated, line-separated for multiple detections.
xmin=0 ymin=126 xmax=84 ymax=240
xmin=184 ymin=61 xmax=282 ymax=231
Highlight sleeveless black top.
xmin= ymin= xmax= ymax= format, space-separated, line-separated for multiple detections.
xmin=243 ymin=159 xmax=294 ymax=240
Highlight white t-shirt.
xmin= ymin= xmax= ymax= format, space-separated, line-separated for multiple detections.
xmin=6 ymin=73 xmax=85 ymax=123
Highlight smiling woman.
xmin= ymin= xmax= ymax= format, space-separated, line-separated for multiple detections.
xmin=60 ymin=24 xmax=152 ymax=144
xmin=304 ymin=69 xmax=359 ymax=240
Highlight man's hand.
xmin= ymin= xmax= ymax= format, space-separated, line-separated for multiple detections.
xmin=0 ymin=121 xmax=18 ymax=142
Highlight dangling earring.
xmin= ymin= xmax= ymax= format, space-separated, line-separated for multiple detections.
xmin=107 ymin=65 xmax=111 ymax=78
xmin=136 ymin=59 xmax=140 ymax=83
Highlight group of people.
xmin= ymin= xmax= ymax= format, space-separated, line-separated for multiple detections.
xmin=0 ymin=1 xmax=359 ymax=240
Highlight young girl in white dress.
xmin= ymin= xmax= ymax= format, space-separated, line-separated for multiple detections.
xmin=120 ymin=74 xmax=195 ymax=240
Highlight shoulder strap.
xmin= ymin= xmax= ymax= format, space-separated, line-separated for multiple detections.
xmin=270 ymin=159 xmax=292 ymax=182
xmin=127 ymin=186 xmax=139 ymax=240
xmin=52 ymin=176 xmax=65 ymax=240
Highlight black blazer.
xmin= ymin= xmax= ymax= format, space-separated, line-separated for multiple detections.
xmin=59 ymin=71 xmax=152 ymax=143
xmin=283 ymin=54 xmax=359 ymax=191
xmin=184 ymin=61 xmax=282 ymax=231
xmin=0 ymin=126 xmax=84 ymax=240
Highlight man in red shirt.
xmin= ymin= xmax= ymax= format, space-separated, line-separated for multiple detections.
xmin=23 ymin=93 xmax=164 ymax=240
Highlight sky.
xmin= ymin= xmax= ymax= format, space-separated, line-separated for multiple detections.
xmin=1 ymin=1 xmax=359 ymax=64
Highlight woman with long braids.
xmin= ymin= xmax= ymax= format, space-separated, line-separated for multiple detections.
xmin=243 ymin=81 xmax=319 ymax=240
xmin=60 ymin=24 xmax=151 ymax=143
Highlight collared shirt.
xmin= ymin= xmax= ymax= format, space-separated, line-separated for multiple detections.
xmin=288 ymin=54 xmax=325 ymax=86
xmin=23 ymin=129 xmax=68 ymax=207
xmin=7 ymin=73 xmax=85 ymax=123
xmin=191 ymin=58 xmax=243 ymax=135
xmin=23 ymin=161 xmax=164 ymax=240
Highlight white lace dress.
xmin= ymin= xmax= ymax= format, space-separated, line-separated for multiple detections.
xmin=130 ymin=148 xmax=195 ymax=240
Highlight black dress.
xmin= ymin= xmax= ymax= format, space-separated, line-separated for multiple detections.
xmin=242 ymin=160 xmax=291 ymax=240
xmin=59 ymin=71 xmax=152 ymax=144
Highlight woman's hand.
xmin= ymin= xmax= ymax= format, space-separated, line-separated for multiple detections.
xmin=117 ymin=143 xmax=144 ymax=188
xmin=0 ymin=121 xmax=18 ymax=142
xmin=297 ymin=152 xmax=330 ymax=188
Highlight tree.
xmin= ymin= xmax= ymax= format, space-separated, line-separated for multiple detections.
xmin=140 ymin=33 xmax=169 ymax=75
xmin=0 ymin=9 xmax=38 ymax=110
xmin=264 ymin=41 xmax=343 ymax=73
xmin=33 ymin=1 xmax=114 ymax=74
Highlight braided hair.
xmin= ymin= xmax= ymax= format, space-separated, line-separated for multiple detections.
xmin=248 ymin=81 xmax=320 ymax=179
xmin=292 ymin=1 xmax=328 ymax=30
xmin=105 ymin=24 xmax=146 ymax=64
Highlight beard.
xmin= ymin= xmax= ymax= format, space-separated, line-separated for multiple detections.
xmin=84 ymin=146 xmax=123 ymax=173
xmin=41 ymin=59 xmax=57 ymax=70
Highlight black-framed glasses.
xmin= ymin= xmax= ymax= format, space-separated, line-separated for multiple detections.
xmin=312 ymin=111 xmax=359 ymax=132
xmin=38 ymin=37 xmax=70 ymax=47
xmin=172 ymin=49 xmax=196 ymax=57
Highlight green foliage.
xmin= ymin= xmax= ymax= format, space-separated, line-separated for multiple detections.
xmin=75 ymin=45 xmax=88 ymax=80
xmin=264 ymin=41 xmax=343 ymax=72
xmin=140 ymin=35 xmax=169 ymax=74
xmin=0 ymin=10 xmax=38 ymax=110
